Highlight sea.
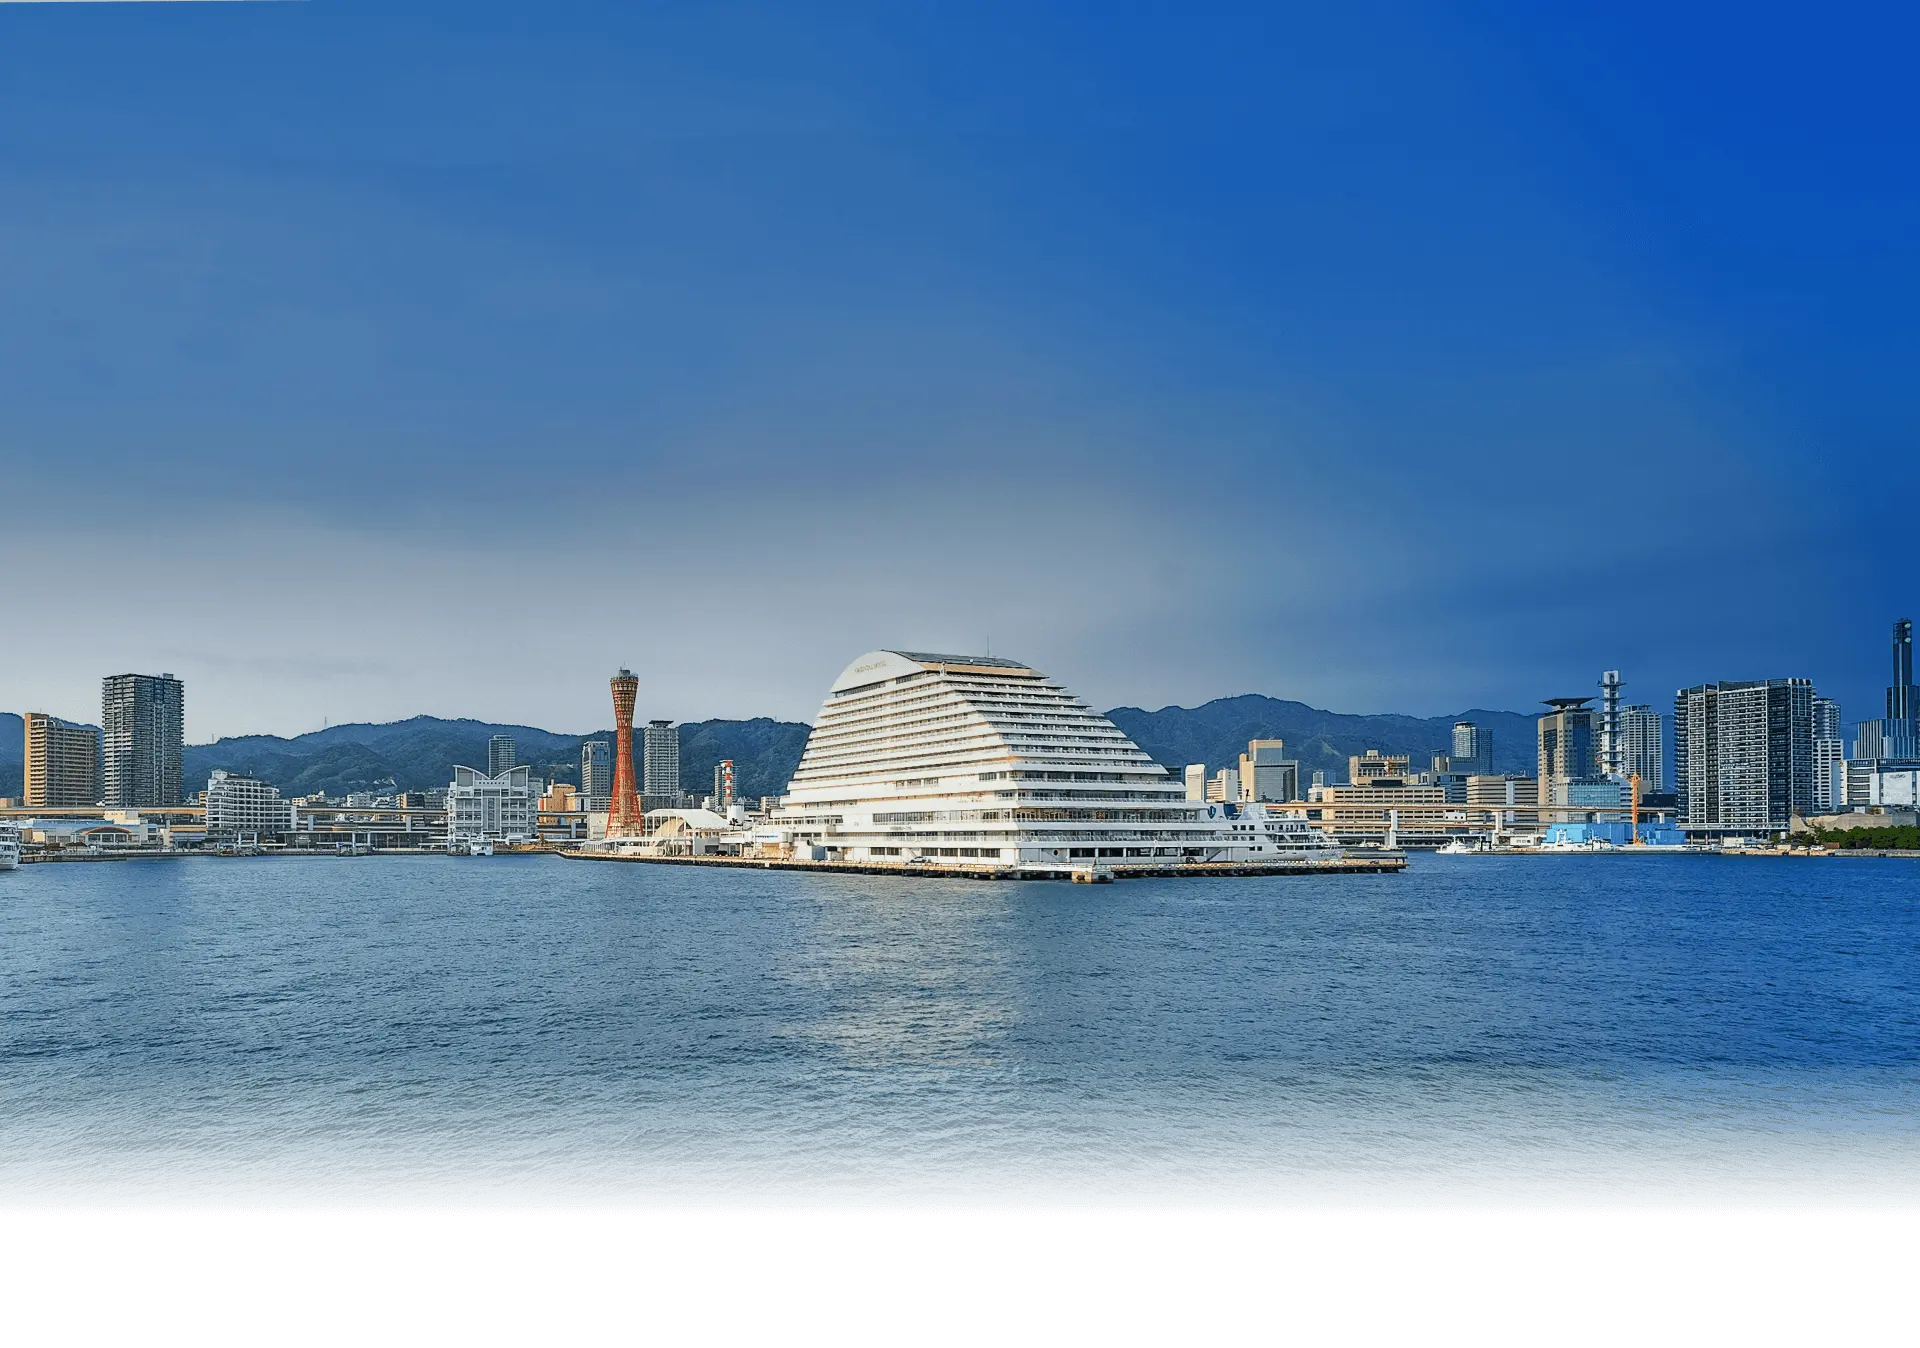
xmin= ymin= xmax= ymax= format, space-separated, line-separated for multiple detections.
xmin=3 ymin=852 xmax=1917 ymax=1203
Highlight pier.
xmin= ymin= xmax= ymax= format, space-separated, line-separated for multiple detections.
xmin=556 ymin=850 xmax=1406 ymax=880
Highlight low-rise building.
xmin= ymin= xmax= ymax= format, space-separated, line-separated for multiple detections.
xmin=1349 ymin=751 xmax=1410 ymax=785
xmin=204 ymin=770 xmax=293 ymax=840
xmin=1845 ymin=761 xmax=1920 ymax=809
xmin=447 ymin=764 xmax=540 ymax=847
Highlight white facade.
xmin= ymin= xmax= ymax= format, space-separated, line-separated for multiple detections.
xmin=1848 ymin=763 xmax=1920 ymax=809
xmin=204 ymin=770 xmax=293 ymax=839
xmin=446 ymin=764 xmax=540 ymax=845
xmin=770 ymin=650 xmax=1257 ymax=868
xmin=1183 ymin=763 xmax=1206 ymax=802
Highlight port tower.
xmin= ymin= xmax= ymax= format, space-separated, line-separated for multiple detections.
xmin=607 ymin=669 xmax=645 ymax=836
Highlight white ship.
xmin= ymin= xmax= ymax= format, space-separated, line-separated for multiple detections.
xmin=1203 ymin=802 xmax=1345 ymax=862
xmin=0 ymin=821 xmax=20 ymax=871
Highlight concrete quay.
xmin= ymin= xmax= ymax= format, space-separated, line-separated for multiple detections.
xmin=556 ymin=851 xmax=1405 ymax=881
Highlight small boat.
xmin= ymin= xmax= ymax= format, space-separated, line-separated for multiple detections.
xmin=466 ymin=839 xmax=495 ymax=857
xmin=1436 ymin=838 xmax=1479 ymax=855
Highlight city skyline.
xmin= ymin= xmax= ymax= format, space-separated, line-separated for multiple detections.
xmin=4 ymin=3 xmax=1916 ymax=736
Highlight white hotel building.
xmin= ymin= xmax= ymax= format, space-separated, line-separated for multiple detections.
xmin=768 ymin=650 xmax=1264 ymax=868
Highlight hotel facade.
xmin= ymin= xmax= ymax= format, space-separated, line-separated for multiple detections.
xmin=768 ymin=650 xmax=1240 ymax=867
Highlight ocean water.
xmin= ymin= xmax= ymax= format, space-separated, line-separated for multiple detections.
xmin=2 ymin=853 xmax=1917 ymax=1202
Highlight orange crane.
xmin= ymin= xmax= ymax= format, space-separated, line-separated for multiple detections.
xmin=1629 ymin=773 xmax=1641 ymax=845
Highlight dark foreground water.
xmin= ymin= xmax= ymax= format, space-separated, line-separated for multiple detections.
xmin=3 ymin=854 xmax=1917 ymax=1201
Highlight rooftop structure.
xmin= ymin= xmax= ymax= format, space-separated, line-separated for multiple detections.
xmin=768 ymin=649 xmax=1235 ymax=867
xmin=1349 ymin=750 xmax=1409 ymax=785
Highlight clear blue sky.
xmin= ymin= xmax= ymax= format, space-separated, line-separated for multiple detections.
xmin=2 ymin=1 xmax=1914 ymax=738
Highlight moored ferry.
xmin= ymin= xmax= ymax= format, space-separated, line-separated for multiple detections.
xmin=0 ymin=821 xmax=20 ymax=871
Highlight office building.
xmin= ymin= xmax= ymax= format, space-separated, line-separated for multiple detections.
xmin=1537 ymin=698 xmax=1599 ymax=809
xmin=23 ymin=713 xmax=99 ymax=808
xmin=1852 ymin=619 xmax=1920 ymax=760
xmin=488 ymin=734 xmax=517 ymax=776
xmin=642 ymin=719 xmax=683 ymax=811
xmin=101 ymin=673 xmax=185 ymax=808
xmin=1846 ymin=761 xmax=1920 ymax=809
xmin=1619 ymin=705 xmax=1664 ymax=791
xmin=1239 ymin=739 xmax=1299 ymax=802
xmin=1183 ymin=763 xmax=1207 ymax=802
xmin=204 ymin=770 xmax=292 ymax=840
xmin=447 ymin=765 xmax=540 ymax=846
xmin=580 ymin=740 xmax=612 ymax=811
xmin=1466 ymin=775 xmax=1539 ymax=808
xmin=1349 ymin=751 xmax=1410 ymax=784
xmin=768 ymin=650 xmax=1236 ymax=866
xmin=1206 ymin=767 xmax=1241 ymax=803
xmin=1450 ymin=721 xmax=1492 ymax=776
xmin=1674 ymin=679 xmax=1815 ymax=834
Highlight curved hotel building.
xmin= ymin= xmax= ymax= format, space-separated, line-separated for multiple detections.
xmin=771 ymin=650 xmax=1267 ymax=868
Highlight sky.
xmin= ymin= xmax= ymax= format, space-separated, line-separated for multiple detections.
xmin=2 ymin=1 xmax=1916 ymax=741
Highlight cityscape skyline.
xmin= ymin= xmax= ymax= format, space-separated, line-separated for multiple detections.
xmin=4 ymin=4 xmax=1916 ymax=738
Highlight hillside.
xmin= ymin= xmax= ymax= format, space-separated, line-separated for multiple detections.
xmin=6 ymin=695 xmax=1557 ymax=805
xmin=1106 ymin=695 xmax=1541 ymax=784
xmin=182 ymin=714 xmax=812 ymax=803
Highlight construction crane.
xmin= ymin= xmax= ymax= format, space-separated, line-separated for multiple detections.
xmin=1629 ymin=773 xmax=1641 ymax=845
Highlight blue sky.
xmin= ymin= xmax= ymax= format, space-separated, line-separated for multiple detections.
xmin=2 ymin=1 xmax=1915 ymax=739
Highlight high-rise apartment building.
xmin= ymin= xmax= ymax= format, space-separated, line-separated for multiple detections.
xmin=1450 ymin=721 xmax=1492 ymax=776
xmin=488 ymin=735 xmax=517 ymax=776
xmin=1619 ymin=705 xmax=1664 ymax=791
xmin=1811 ymin=696 xmax=1845 ymax=812
xmin=1537 ymin=697 xmax=1599 ymax=807
xmin=642 ymin=719 xmax=682 ymax=811
xmin=580 ymin=740 xmax=612 ymax=811
xmin=24 ymin=713 xmax=99 ymax=808
xmin=1674 ymin=678 xmax=1815 ymax=833
xmin=1238 ymin=739 xmax=1298 ymax=802
xmin=101 ymin=673 xmax=184 ymax=808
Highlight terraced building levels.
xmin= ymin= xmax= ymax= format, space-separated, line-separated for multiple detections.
xmin=771 ymin=650 xmax=1235 ymax=866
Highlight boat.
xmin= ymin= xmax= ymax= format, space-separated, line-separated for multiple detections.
xmin=0 ymin=821 xmax=19 ymax=871
xmin=466 ymin=839 xmax=495 ymax=857
xmin=1209 ymin=804 xmax=1346 ymax=862
xmin=1435 ymin=838 xmax=1480 ymax=855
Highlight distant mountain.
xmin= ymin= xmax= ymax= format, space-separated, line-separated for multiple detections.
xmin=5 ymin=696 xmax=1549 ymax=807
xmin=181 ymin=714 xmax=813 ymax=803
xmin=1105 ymin=695 xmax=1541 ymax=784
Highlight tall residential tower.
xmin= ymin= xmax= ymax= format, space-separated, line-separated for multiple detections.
xmin=24 ymin=713 xmax=99 ymax=808
xmin=101 ymin=673 xmax=184 ymax=809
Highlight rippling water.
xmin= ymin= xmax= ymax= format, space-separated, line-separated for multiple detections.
xmin=3 ymin=853 xmax=1917 ymax=1201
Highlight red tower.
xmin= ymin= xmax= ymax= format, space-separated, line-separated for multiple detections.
xmin=607 ymin=668 xmax=644 ymax=836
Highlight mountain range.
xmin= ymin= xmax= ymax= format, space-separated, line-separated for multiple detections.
xmin=2 ymin=698 xmax=1543 ymax=803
